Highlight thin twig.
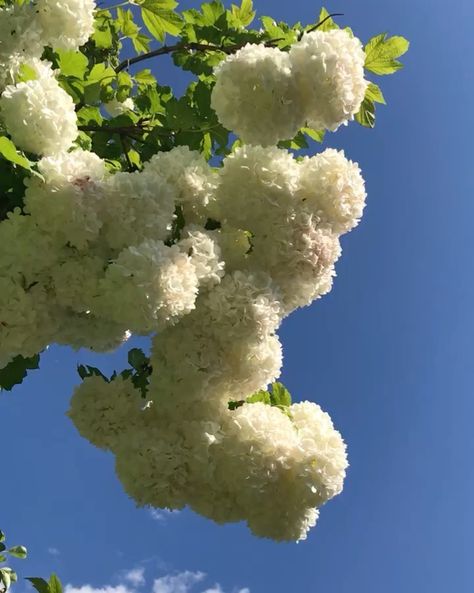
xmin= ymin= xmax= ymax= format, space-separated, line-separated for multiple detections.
xmin=119 ymin=134 xmax=134 ymax=171
xmin=299 ymin=13 xmax=344 ymax=40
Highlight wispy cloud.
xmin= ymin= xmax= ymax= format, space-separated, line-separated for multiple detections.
xmin=149 ymin=509 xmax=180 ymax=523
xmin=65 ymin=585 xmax=132 ymax=593
xmin=65 ymin=567 xmax=248 ymax=593
xmin=48 ymin=547 xmax=60 ymax=556
xmin=153 ymin=571 xmax=205 ymax=593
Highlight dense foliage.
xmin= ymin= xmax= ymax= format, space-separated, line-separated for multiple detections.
xmin=0 ymin=0 xmax=408 ymax=542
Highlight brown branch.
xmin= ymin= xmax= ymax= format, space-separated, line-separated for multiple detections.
xmin=78 ymin=123 xmax=150 ymax=134
xmin=115 ymin=39 xmax=283 ymax=73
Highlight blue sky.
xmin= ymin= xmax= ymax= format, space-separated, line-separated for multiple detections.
xmin=2 ymin=0 xmax=474 ymax=592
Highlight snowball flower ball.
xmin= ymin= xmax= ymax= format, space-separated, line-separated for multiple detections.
xmin=36 ymin=0 xmax=96 ymax=50
xmin=299 ymin=148 xmax=367 ymax=234
xmin=0 ymin=74 xmax=78 ymax=155
xmin=211 ymin=44 xmax=305 ymax=146
xmin=290 ymin=29 xmax=368 ymax=131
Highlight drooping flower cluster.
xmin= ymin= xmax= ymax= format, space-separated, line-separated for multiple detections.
xmin=211 ymin=29 xmax=368 ymax=145
xmin=0 ymin=13 xmax=370 ymax=541
xmin=65 ymin=142 xmax=364 ymax=540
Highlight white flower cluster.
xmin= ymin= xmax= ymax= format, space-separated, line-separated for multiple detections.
xmin=0 ymin=0 xmax=96 ymax=154
xmin=0 ymin=146 xmax=225 ymax=368
xmin=211 ymin=29 xmax=368 ymax=145
xmin=0 ymin=14 xmax=368 ymax=539
xmin=62 ymin=142 xmax=364 ymax=540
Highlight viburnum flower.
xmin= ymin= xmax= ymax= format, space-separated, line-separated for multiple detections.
xmin=36 ymin=0 xmax=96 ymax=50
xmin=0 ymin=71 xmax=78 ymax=155
xmin=211 ymin=44 xmax=305 ymax=146
xmin=290 ymin=29 xmax=368 ymax=131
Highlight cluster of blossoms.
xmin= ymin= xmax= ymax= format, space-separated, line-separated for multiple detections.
xmin=0 ymin=0 xmax=95 ymax=154
xmin=211 ymin=29 xmax=368 ymax=145
xmin=0 ymin=9 xmax=370 ymax=540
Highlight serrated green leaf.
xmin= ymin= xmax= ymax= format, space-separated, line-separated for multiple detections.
xmin=201 ymin=1 xmax=225 ymax=25
xmin=270 ymin=382 xmax=292 ymax=407
xmin=141 ymin=4 xmax=182 ymax=40
xmin=246 ymin=390 xmax=271 ymax=405
xmin=132 ymin=32 xmax=151 ymax=54
xmin=364 ymin=33 xmax=409 ymax=75
xmin=58 ymin=51 xmax=88 ymax=78
xmin=116 ymin=7 xmax=139 ymax=37
xmin=355 ymin=96 xmax=376 ymax=128
xmin=0 ymin=137 xmax=30 ymax=170
xmin=135 ymin=69 xmax=155 ymax=85
xmin=231 ymin=0 xmax=255 ymax=27
xmin=365 ymin=81 xmax=386 ymax=104
xmin=316 ymin=7 xmax=339 ymax=32
xmin=7 ymin=546 xmax=26 ymax=559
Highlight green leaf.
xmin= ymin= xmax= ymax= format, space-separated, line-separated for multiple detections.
xmin=135 ymin=0 xmax=177 ymax=7
xmin=0 ymin=554 xmax=6 ymax=563
xmin=26 ymin=577 xmax=50 ymax=593
xmin=0 ymin=544 xmax=5 ymax=553
xmin=16 ymin=62 xmax=37 ymax=82
xmin=355 ymin=96 xmax=376 ymax=128
xmin=0 ymin=137 xmax=30 ymax=170
xmin=0 ymin=568 xmax=11 ymax=591
xmin=132 ymin=33 xmax=151 ymax=54
xmin=278 ymin=130 xmax=308 ymax=150
xmin=0 ymin=354 xmax=40 ymax=391
xmin=365 ymin=81 xmax=386 ymax=104
xmin=316 ymin=7 xmax=339 ymax=32
xmin=58 ymin=51 xmax=88 ymax=78
xmin=246 ymin=390 xmax=271 ymax=405
xmin=76 ymin=365 xmax=108 ymax=381
xmin=141 ymin=3 xmax=182 ymax=41
xmin=48 ymin=574 xmax=63 ymax=593
xmin=116 ymin=7 xmax=139 ymax=37
xmin=7 ymin=546 xmax=27 ymax=559
xmin=270 ymin=382 xmax=292 ymax=408
xmin=0 ymin=532 xmax=4 ymax=543
xmin=364 ymin=33 xmax=409 ymax=75
xmin=230 ymin=0 xmax=255 ymax=27
xmin=135 ymin=69 xmax=155 ymax=86
xmin=301 ymin=127 xmax=325 ymax=143
xmin=128 ymin=348 xmax=147 ymax=370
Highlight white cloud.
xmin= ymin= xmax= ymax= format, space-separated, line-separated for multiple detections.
xmin=48 ymin=547 xmax=60 ymax=556
xmin=65 ymin=585 xmax=133 ymax=593
xmin=123 ymin=569 xmax=145 ymax=588
xmin=149 ymin=509 xmax=180 ymax=522
xmin=66 ymin=568 xmax=248 ymax=593
xmin=153 ymin=571 xmax=205 ymax=593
